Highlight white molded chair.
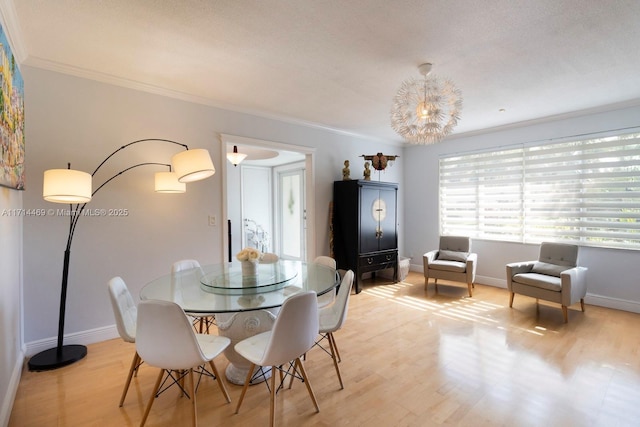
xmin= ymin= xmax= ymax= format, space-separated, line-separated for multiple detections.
xmin=136 ymin=299 xmax=231 ymax=427
xmin=172 ymin=259 xmax=215 ymax=333
xmin=506 ymin=242 xmax=588 ymax=323
xmin=107 ymin=276 xmax=142 ymax=407
xmin=315 ymin=269 xmax=354 ymax=389
xmin=314 ymin=255 xmax=339 ymax=308
xmin=234 ymin=291 xmax=320 ymax=427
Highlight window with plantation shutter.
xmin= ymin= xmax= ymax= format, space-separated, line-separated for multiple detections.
xmin=440 ymin=131 xmax=640 ymax=250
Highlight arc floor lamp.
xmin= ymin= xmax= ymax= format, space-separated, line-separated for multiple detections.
xmin=28 ymin=138 xmax=215 ymax=371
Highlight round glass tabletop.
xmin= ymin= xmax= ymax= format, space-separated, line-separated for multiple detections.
xmin=140 ymin=260 xmax=338 ymax=313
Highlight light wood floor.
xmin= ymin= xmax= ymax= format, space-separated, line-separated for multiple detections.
xmin=10 ymin=272 xmax=640 ymax=426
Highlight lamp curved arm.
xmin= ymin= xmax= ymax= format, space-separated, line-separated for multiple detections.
xmin=91 ymin=138 xmax=188 ymax=177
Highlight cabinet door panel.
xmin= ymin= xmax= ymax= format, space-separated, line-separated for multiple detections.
xmin=378 ymin=187 xmax=397 ymax=251
xmin=359 ymin=186 xmax=380 ymax=253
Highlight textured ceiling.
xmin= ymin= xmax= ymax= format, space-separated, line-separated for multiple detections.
xmin=5 ymin=0 xmax=640 ymax=143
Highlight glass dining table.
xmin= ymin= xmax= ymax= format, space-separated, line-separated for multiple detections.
xmin=140 ymin=259 xmax=339 ymax=384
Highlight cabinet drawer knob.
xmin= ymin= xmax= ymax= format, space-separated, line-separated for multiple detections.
xmin=367 ymin=257 xmax=373 ymax=265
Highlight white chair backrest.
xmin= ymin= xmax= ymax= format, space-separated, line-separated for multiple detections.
xmin=259 ymin=291 xmax=319 ymax=367
xmin=260 ymin=253 xmax=279 ymax=263
xmin=322 ymin=270 xmax=354 ymax=331
xmin=136 ymin=300 xmax=206 ymax=370
xmin=171 ymin=259 xmax=202 ymax=273
xmin=108 ymin=276 xmax=137 ymax=343
xmin=314 ymin=255 xmax=341 ymax=286
xmin=314 ymin=255 xmax=336 ymax=269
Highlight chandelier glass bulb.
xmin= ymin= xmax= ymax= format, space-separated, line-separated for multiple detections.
xmin=390 ymin=63 xmax=462 ymax=145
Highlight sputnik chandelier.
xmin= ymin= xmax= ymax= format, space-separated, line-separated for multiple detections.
xmin=390 ymin=63 xmax=462 ymax=145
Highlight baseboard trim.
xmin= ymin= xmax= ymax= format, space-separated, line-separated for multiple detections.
xmin=0 ymin=348 xmax=24 ymax=427
xmin=25 ymin=325 xmax=119 ymax=357
xmin=584 ymin=293 xmax=640 ymax=314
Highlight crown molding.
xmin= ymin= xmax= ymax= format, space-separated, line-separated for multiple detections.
xmin=0 ymin=0 xmax=27 ymax=63
xmin=23 ymin=54 xmax=397 ymax=144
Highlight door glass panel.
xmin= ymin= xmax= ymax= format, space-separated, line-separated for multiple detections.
xmin=280 ymin=170 xmax=304 ymax=259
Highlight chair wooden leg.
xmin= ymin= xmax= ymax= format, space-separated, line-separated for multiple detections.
xmin=235 ymin=363 xmax=255 ymax=414
xmin=434 ymin=278 xmax=438 ymax=292
xmin=208 ymin=360 xmax=230 ymax=403
xmin=509 ymin=292 xmax=514 ymax=308
xmin=188 ymin=369 xmax=197 ymax=427
xmin=270 ymin=365 xmax=277 ymax=427
xmin=120 ymin=352 xmax=140 ymax=407
xmin=330 ymin=333 xmax=341 ymax=363
xmin=295 ymin=358 xmax=320 ymax=413
xmin=140 ymin=369 xmax=164 ymax=427
xmin=467 ymin=283 xmax=473 ymax=297
xmin=424 ymin=278 xmax=429 ymax=291
xmin=328 ymin=333 xmax=344 ymax=389
xmin=562 ymin=305 xmax=568 ymax=323
xmin=580 ymin=298 xmax=585 ymax=312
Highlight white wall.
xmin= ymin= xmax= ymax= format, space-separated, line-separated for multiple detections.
xmin=403 ymin=104 xmax=640 ymax=313
xmin=0 ymin=187 xmax=23 ymax=426
xmin=19 ymin=66 xmax=403 ymax=352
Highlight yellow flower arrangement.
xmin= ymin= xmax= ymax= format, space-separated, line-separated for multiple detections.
xmin=236 ymin=247 xmax=262 ymax=262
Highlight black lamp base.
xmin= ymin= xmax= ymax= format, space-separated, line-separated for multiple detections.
xmin=28 ymin=344 xmax=87 ymax=371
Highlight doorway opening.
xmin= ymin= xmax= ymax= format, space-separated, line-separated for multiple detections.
xmin=220 ymin=134 xmax=315 ymax=263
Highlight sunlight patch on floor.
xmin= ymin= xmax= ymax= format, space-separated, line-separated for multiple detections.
xmin=363 ymin=281 xmax=552 ymax=336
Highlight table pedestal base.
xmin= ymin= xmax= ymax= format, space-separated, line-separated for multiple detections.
xmin=216 ymin=309 xmax=278 ymax=385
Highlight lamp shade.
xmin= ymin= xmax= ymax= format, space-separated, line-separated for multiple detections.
xmin=43 ymin=169 xmax=92 ymax=203
xmin=226 ymin=145 xmax=248 ymax=166
xmin=171 ymin=148 xmax=215 ymax=183
xmin=154 ymin=171 xmax=186 ymax=193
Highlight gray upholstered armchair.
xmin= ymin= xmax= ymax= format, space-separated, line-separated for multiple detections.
xmin=506 ymin=242 xmax=587 ymax=323
xmin=423 ymin=236 xmax=477 ymax=297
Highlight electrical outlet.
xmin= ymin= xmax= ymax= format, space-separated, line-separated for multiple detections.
xmin=208 ymin=215 xmax=216 ymax=226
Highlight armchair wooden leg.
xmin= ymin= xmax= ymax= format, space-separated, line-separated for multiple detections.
xmin=424 ymin=278 xmax=429 ymax=291
xmin=467 ymin=283 xmax=473 ymax=297
xmin=434 ymin=278 xmax=438 ymax=293
xmin=509 ymin=292 xmax=514 ymax=308
xmin=562 ymin=305 xmax=568 ymax=323
xmin=580 ymin=298 xmax=585 ymax=312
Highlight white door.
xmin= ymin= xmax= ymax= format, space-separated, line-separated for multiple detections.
xmin=276 ymin=164 xmax=305 ymax=260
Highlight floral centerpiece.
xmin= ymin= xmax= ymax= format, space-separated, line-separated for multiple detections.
xmin=236 ymin=247 xmax=262 ymax=278
xmin=236 ymin=247 xmax=262 ymax=262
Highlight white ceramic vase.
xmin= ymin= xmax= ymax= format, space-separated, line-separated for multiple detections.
xmin=241 ymin=260 xmax=258 ymax=278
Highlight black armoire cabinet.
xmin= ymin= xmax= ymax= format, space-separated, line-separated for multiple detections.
xmin=332 ymin=180 xmax=398 ymax=293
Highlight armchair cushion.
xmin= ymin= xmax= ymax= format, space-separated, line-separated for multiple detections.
xmin=429 ymin=259 xmax=467 ymax=273
xmin=513 ymin=272 xmax=562 ymax=291
xmin=438 ymin=250 xmax=469 ymax=262
xmin=530 ymin=261 xmax=567 ymax=278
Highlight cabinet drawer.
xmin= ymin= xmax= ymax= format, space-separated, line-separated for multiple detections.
xmin=359 ymin=252 xmax=397 ymax=268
